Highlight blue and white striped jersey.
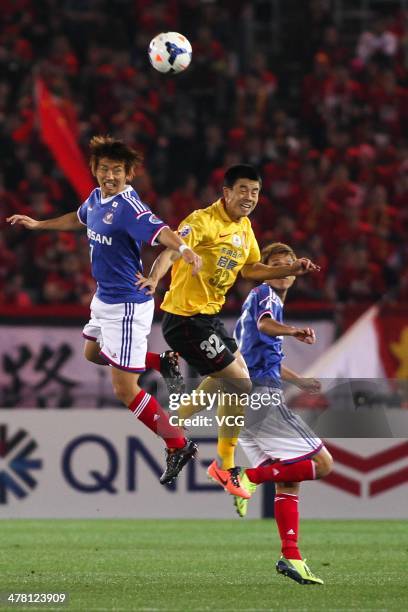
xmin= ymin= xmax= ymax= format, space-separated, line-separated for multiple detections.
xmin=234 ymin=283 xmax=284 ymax=386
xmin=77 ymin=185 xmax=168 ymax=304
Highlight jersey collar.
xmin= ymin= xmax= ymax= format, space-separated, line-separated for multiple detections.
xmin=214 ymin=198 xmax=244 ymax=224
xmin=99 ymin=184 xmax=133 ymax=204
xmin=264 ymin=283 xmax=284 ymax=308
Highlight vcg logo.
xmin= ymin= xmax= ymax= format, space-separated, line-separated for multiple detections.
xmin=0 ymin=425 xmax=42 ymax=503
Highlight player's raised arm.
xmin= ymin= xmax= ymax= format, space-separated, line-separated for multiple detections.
xmin=7 ymin=212 xmax=83 ymax=231
xmin=136 ymin=229 xmax=202 ymax=295
xmin=240 ymin=257 xmax=320 ymax=281
xmin=156 ymin=227 xmax=202 ymax=275
xmin=258 ymin=317 xmax=316 ymax=344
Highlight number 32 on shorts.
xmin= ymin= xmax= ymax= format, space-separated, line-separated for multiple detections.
xmin=199 ymin=334 xmax=225 ymax=359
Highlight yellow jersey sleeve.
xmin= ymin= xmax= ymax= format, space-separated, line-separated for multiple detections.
xmin=177 ymin=211 xmax=207 ymax=249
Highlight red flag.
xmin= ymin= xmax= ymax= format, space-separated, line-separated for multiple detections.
xmin=35 ymin=78 xmax=94 ymax=201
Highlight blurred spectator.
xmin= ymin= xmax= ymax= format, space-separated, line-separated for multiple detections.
xmin=336 ymin=245 xmax=385 ymax=303
xmin=356 ymin=16 xmax=398 ymax=65
xmin=18 ymin=161 xmax=62 ymax=204
xmin=322 ymin=64 xmax=364 ymax=126
xmin=0 ymin=273 xmax=32 ymax=307
xmin=1 ymin=0 xmax=407 ymax=311
xmin=42 ymin=252 xmax=93 ymax=305
xmin=326 ymin=164 xmax=363 ymax=208
xmin=318 ymin=25 xmax=349 ymax=66
xmin=0 ymin=235 xmax=17 ymax=282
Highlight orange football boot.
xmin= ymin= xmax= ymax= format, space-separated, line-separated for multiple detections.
xmin=207 ymin=460 xmax=251 ymax=499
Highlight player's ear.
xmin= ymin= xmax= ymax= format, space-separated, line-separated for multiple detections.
xmin=222 ymin=185 xmax=230 ymax=201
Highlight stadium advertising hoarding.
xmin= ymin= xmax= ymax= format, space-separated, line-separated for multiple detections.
xmin=0 ymin=325 xmax=115 ymax=408
xmin=0 ymin=411 xmax=406 ymax=520
xmin=0 ymin=321 xmax=335 ymax=408
xmin=0 ymin=411 xmax=261 ymax=519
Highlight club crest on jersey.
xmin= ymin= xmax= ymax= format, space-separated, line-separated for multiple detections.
xmin=232 ymin=234 xmax=242 ymax=247
xmin=179 ymin=224 xmax=192 ymax=237
xmin=103 ymin=211 xmax=114 ymax=224
xmin=149 ymin=214 xmax=162 ymax=224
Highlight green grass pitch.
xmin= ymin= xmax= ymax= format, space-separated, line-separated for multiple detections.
xmin=0 ymin=519 xmax=406 ymax=611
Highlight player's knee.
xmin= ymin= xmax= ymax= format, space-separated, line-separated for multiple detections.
xmin=226 ymin=377 xmax=252 ymax=395
xmin=314 ymin=448 xmax=333 ymax=478
xmin=276 ymin=482 xmax=299 ymax=495
xmin=112 ymin=380 xmax=134 ymax=406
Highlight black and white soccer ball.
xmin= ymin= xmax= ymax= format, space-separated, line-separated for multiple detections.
xmin=148 ymin=32 xmax=192 ymax=74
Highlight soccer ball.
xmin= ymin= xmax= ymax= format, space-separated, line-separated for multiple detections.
xmin=148 ymin=32 xmax=192 ymax=74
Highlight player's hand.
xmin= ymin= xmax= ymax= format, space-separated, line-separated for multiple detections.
xmin=290 ymin=258 xmax=320 ymax=276
xmin=292 ymin=327 xmax=316 ymax=344
xmin=135 ymin=272 xmax=158 ymax=295
xmin=6 ymin=214 xmax=40 ymax=229
xmin=181 ymin=247 xmax=202 ymax=276
xmin=297 ymin=377 xmax=322 ymax=394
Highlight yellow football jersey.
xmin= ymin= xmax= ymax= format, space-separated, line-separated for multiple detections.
xmin=161 ymin=199 xmax=260 ymax=315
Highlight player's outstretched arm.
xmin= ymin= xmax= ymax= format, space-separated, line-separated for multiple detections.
xmin=241 ymin=258 xmax=320 ymax=281
xmin=7 ymin=212 xmax=83 ymax=231
xmin=281 ymin=365 xmax=321 ymax=393
xmin=157 ymin=228 xmax=202 ymax=275
xmin=258 ymin=317 xmax=316 ymax=343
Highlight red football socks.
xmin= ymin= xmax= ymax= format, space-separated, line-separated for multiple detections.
xmin=275 ymin=493 xmax=302 ymax=560
xmin=145 ymin=351 xmax=161 ymax=372
xmin=129 ymin=389 xmax=186 ymax=449
xmin=246 ymin=459 xmax=315 ymax=484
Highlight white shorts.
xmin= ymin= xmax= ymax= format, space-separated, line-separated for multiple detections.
xmin=239 ymin=386 xmax=323 ymax=467
xmin=82 ymin=294 xmax=154 ymax=372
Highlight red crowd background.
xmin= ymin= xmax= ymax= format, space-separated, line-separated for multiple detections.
xmin=1 ymin=0 xmax=407 ymax=314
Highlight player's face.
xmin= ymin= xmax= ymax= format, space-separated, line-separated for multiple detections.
xmin=95 ymin=158 xmax=129 ymax=197
xmin=266 ymin=253 xmax=296 ymax=293
xmin=223 ymin=179 xmax=260 ymax=221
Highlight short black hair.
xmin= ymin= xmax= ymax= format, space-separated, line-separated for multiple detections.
xmin=223 ymin=164 xmax=262 ymax=188
xmin=89 ymin=135 xmax=143 ymax=175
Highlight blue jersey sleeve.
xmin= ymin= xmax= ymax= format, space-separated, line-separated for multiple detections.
xmin=125 ymin=208 xmax=169 ymax=246
xmin=77 ymin=194 xmax=93 ymax=225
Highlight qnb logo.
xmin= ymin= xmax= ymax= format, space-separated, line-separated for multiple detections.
xmin=0 ymin=425 xmax=43 ymax=504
